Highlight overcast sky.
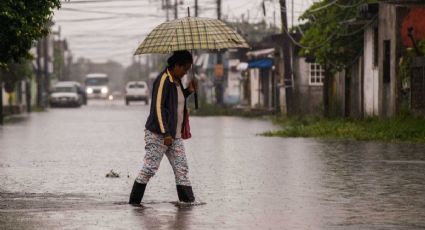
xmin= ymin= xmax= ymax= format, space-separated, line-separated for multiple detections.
xmin=53 ymin=0 xmax=316 ymax=67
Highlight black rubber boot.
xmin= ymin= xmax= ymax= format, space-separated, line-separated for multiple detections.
xmin=176 ymin=185 xmax=195 ymax=202
xmin=129 ymin=181 xmax=147 ymax=204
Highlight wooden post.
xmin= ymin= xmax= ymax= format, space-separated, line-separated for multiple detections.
xmin=0 ymin=79 xmax=3 ymax=125
xmin=279 ymin=0 xmax=293 ymax=114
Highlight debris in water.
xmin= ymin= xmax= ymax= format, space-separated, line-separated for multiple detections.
xmin=105 ymin=169 xmax=120 ymax=178
xmin=171 ymin=201 xmax=206 ymax=207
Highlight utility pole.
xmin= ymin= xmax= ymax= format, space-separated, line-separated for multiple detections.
xmin=217 ymin=0 xmax=221 ymax=20
xmin=43 ymin=36 xmax=50 ymax=108
xmin=279 ymin=0 xmax=293 ymax=115
xmin=195 ymin=0 xmax=198 ymax=17
xmin=291 ymin=0 xmax=294 ymax=28
xmin=165 ymin=0 xmax=170 ymax=21
xmin=174 ymin=0 xmax=178 ymax=19
xmin=138 ymin=56 xmax=142 ymax=80
xmin=36 ymin=40 xmax=43 ymax=108
xmin=0 ymin=79 xmax=3 ymax=125
xmin=215 ymin=0 xmax=223 ymax=105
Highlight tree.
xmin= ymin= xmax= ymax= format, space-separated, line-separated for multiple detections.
xmin=299 ymin=0 xmax=369 ymax=71
xmin=0 ymin=0 xmax=59 ymax=124
xmin=0 ymin=0 xmax=61 ymax=66
xmin=0 ymin=59 xmax=33 ymax=92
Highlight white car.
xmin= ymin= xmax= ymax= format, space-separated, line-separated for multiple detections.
xmin=125 ymin=81 xmax=149 ymax=105
xmin=49 ymin=82 xmax=83 ymax=107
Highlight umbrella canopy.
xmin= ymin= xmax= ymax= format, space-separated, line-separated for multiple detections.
xmin=134 ymin=16 xmax=249 ymax=54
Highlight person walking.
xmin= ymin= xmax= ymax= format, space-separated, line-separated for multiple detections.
xmin=129 ymin=50 xmax=197 ymax=204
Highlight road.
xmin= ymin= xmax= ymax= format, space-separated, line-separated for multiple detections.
xmin=1 ymin=100 xmax=425 ymax=229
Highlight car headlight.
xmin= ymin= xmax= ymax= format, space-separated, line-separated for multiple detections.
xmin=86 ymin=88 xmax=93 ymax=94
xmin=101 ymin=87 xmax=108 ymax=94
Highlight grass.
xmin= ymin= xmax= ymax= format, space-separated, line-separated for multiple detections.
xmin=31 ymin=106 xmax=46 ymax=112
xmin=262 ymin=116 xmax=425 ymax=143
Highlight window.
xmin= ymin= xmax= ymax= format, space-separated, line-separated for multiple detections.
xmin=129 ymin=84 xmax=145 ymax=89
xmin=383 ymin=40 xmax=391 ymax=84
xmin=373 ymin=27 xmax=379 ymax=67
xmin=309 ymin=63 xmax=325 ymax=85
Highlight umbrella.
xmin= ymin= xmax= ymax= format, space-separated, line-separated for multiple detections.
xmin=134 ymin=16 xmax=249 ymax=54
xmin=134 ymin=16 xmax=250 ymax=108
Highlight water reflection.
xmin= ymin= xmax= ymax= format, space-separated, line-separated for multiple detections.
xmin=131 ymin=203 xmax=194 ymax=230
xmin=0 ymin=102 xmax=424 ymax=229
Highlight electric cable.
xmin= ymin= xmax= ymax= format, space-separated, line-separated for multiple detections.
xmin=60 ymin=7 xmax=163 ymax=18
xmin=337 ymin=15 xmax=377 ymax=37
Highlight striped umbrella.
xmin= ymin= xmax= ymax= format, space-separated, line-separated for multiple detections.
xmin=134 ymin=16 xmax=249 ymax=54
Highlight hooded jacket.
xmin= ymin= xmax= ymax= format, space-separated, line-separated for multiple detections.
xmin=145 ymin=68 xmax=191 ymax=138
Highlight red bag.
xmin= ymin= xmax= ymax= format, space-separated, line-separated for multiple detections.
xmin=182 ymin=112 xmax=192 ymax=139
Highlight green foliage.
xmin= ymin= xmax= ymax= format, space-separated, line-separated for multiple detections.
xmin=0 ymin=59 xmax=33 ymax=92
xmin=263 ymin=116 xmax=425 ymax=143
xmin=0 ymin=0 xmax=61 ymax=65
xmin=398 ymin=40 xmax=425 ymax=88
xmin=299 ymin=0 xmax=369 ymax=72
xmin=398 ymin=40 xmax=425 ymax=114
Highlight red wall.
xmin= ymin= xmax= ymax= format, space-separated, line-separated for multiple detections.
xmin=401 ymin=8 xmax=425 ymax=47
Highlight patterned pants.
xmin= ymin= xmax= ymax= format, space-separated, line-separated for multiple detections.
xmin=136 ymin=130 xmax=191 ymax=186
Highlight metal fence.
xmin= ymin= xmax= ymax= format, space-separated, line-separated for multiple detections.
xmin=411 ymin=56 xmax=425 ymax=114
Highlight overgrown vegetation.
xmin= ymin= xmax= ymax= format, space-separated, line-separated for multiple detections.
xmin=398 ymin=40 xmax=425 ymax=113
xmin=263 ymin=116 xmax=425 ymax=143
xmin=299 ymin=0 xmax=378 ymax=71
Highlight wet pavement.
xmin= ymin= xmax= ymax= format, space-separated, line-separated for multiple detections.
xmin=1 ymin=100 xmax=425 ymax=229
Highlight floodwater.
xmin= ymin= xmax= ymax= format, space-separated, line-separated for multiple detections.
xmin=1 ymin=100 xmax=425 ymax=229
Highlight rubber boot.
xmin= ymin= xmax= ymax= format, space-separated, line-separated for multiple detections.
xmin=176 ymin=185 xmax=195 ymax=202
xmin=129 ymin=181 xmax=147 ymax=204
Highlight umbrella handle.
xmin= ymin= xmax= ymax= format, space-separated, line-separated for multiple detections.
xmin=190 ymin=56 xmax=198 ymax=110
xmin=194 ymin=91 xmax=198 ymax=109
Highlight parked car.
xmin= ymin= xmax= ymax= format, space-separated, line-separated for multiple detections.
xmin=63 ymin=81 xmax=87 ymax=105
xmin=125 ymin=81 xmax=149 ymax=105
xmin=49 ymin=82 xmax=83 ymax=107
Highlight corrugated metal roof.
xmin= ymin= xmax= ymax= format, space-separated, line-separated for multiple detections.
xmin=382 ymin=0 xmax=425 ymax=5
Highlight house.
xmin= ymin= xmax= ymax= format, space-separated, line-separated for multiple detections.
xmin=246 ymin=48 xmax=277 ymax=110
xmin=291 ymin=56 xmax=325 ymax=116
xmin=322 ymin=1 xmax=425 ymax=118
xmin=361 ymin=1 xmax=425 ymax=117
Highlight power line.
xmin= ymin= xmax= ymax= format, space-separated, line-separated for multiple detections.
xmin=61 ymin=0 xmax=148 ymax=4
xmin=55 ymin=16 xmax=122 ymax=22
xmin=335 ymin=1 xmax=364 ymax=8
xmin=60 ymin=7 xmax=163 ymax=18
xmin=305 ymin=0 xmax=339 ymax=13
xmin=337 ymin=15 xmax=378 ymax=37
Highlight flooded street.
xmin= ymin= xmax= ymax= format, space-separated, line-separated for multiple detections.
xmin=1 ymin=100 xmax=425 ymax=229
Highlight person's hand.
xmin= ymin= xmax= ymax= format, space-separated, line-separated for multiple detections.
xmin=188 ymin=79 xmax=197 ymax=93
xmin=164 ymin=135 xmax=173 ymax=146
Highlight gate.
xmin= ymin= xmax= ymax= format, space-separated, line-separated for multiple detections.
xmin=411 ymin=56 xmax=425 ymax=114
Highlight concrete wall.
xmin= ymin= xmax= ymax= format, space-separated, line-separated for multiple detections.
xmin=292 ymin=57 xmax=323 ymax=115
xmin=1 ymin=86 xmax=5 ymax=106
xmin=378 ymin=3 xmax=398 ymax=117
xmin=351 ymin=57 xmax=364 ymax=118
xmin=363 ymin=26 xmax=380 ymax=116
xmin=1 ymin=80 xmax=29 ymax=114
xmin=334 ymin=70 xmax=345 ymax=117
xmin=249 ymin=68 xmax=260 ymax=107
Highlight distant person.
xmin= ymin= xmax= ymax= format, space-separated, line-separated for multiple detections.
xmin=129 ymin=50 xmax=197 ymax=204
